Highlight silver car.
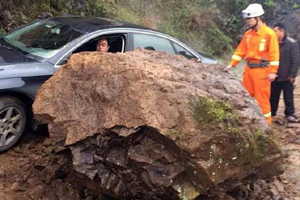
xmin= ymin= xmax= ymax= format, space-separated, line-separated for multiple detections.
xmin=0 ymin=16 xmax=217 ymax=152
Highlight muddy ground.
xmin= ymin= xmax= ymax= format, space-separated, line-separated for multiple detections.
xmin=230 ymin=78 xmax=300 ymax=200
xmin=0 ymin=78 xmax=299 ymax=200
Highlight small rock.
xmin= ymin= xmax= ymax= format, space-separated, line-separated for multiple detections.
xmin=85 ymin=195 xmax=93 ymax=200
xmin=6 ymin=20 xmax=18 ymax=31
xmin=44 ymin=146 xmax=55 ymax=155
xmin=3 ymin=10 xmax=13 ymax=20
xmin=28 ymin=185 xmax=46 ymax=200
xmin=54 ymin=145 xmax=69 ymax=155
xmin=11 ymin=182 xmax=27 ymax=192
xmin=26 ymin=143 xmax=36 ymax=150
xmin=275 ymin=120 xmax=285 ymax=126
xmin=34 ymin=165 xmax=46 ymax=171
xmin=13 ymin=146 xmax=23 ymax=153
xmin=27 ymin=178 xmax=44 ymax=186
xmin=274 ymin=180 xmax=284 ymax=192
xmin=24 ymin=158 xmax=32 ymax=165
xmin=39 ymin=166 xmax=57 ymax=184
xmin=260 ymin=180 xmax=268 ymax=188
xmin=280 ymin=178 xmax=289 ymax=184
xmin=20 ymin=13 xmax=27 ymax=21
xmin=292 ymin=138 xmax=300 ymax=144
xmin=269 ymin=185 xmax=279 ymax=197
xmin=253 ymin=183 xmax=262 ymax=191
xmin=0 ymin=191 xmax=7 ymax=200
xmin=13 ymin=193 xmax=31 ymax=200
xmin=292 ymin=190 xmax=298 ymax=194
xmin=273 ymin=194 xmax=283 ymax=200
xmin=52 ymin=179 xmax=73 ymax=199
xmin=286 ymin=123 xmax=300 ymax=129
xmin=38 ymin=12 xmax=53 ymax=19
xmin=43 ymin=138 xmax=52 ymax=147
xmin=263 ymin=197 xmax=272 ymax=200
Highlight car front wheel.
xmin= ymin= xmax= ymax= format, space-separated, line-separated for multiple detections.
xmin=0 ymin=97 xmax=27 ymax=152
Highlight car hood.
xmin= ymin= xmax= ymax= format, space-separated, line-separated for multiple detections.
xmin=201 ymin=57 xmax=218 ymax=65
xmin=0 ymin=61 xmax=54 ymax=79
xmin=0 ymin=45 xmax=35 ymax=65
xmin=196 ymin=51 xmax=218 ymax=65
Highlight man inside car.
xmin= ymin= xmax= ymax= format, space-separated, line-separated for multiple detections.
xmin=96 ymin=38 xmax=110 ymax=52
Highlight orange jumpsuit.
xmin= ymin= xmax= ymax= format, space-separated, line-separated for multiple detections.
xmin=231 ymin=23 xmax=280 ymax=124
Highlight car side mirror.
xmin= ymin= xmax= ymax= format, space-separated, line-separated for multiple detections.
xmin=59 ymin=57 xmax=68 ymax=65
xmin=178 ymin=51 xmax=187 ymax=56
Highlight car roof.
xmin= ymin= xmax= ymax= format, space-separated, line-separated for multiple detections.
xmin=50 ymin=16 xmax=152 ymax=33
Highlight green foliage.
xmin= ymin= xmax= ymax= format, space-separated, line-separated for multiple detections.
xmin=204 ymin=28 xmax=233 ymax=56
xmin=86 ymin=1 xmax=140 ymax=24
xmin=199 ymin=0 xmax=218 ymax=10
xmin=50 ymin=0 xmax=65 ymax=11
xmin=158 ymin=21 xmax=183 ymax=40
xmin=119 ymin=0 xmax=147 ymax=17
xmin=275 ymin=0 xmax=299 ymax=10
xmin=192 ymin=97 xmax=240 ymax=133
xmin=111 ymin=6 xmax=140 ymax=24
xmin=218 ymin=0 xmax=249 ymax=35
xmin=156 ymin=0 xmax=234 ymax=56
xmin=262 ymin=0 xmax=277 ymax=21
xmin=168 ymin=128 xmax=182 ymax=139
xmin=41 ymin=3 xmax=50 ymax=11
xmin=292 ymin=3 xmax=300 ymax=9
xmin=85 ymin=0 xmax=107 ymax=17
xmin=192 ymin=97 xmax=279 ymax=162
xmin=1 ymin=0 xmax=290 ymax=58
xmin=245 ymin=127 xmax=280 ymax=160
xmin=263 ymin=0 xmax=276 ymax=8
xmin=0 ymin=26 xmax=6 ymax=35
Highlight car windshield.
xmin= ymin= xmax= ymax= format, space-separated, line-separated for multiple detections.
xmin=3 ymin=20 xmax=84 ymax=59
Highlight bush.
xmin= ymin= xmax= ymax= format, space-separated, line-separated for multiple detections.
xmin=205 ymin=28 xmax=233 ymax=56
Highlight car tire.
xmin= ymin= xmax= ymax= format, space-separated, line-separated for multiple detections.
xmin=0 ymin=96 xmax=27 ymax=152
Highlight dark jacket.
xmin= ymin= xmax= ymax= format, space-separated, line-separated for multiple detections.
xmin=277 ymin=35 xmax=300 ymax=81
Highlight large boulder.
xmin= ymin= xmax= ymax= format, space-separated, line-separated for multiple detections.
xmin=33 ymin=50 xmax=282 ymax=199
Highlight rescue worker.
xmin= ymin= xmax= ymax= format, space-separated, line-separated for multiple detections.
xmin=270 ymin=23 xmax=299 ymax=122
xmin=226 ymin=3 xmax=280 ymax=124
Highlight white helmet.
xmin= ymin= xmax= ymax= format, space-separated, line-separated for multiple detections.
xmin=242 ymin=3 xmax=265 ymax=18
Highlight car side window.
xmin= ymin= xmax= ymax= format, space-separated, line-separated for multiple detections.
xmin=72 ymin=35 xmax=125 ymax=54
xmin=172 ymin=42 xmax=197 ymax=60
xmin=132 ymin=33 xmax=175 ymax=54
xmin=57 ymin=35 xmax=125 ymax=66
xmin=108 ymin=36 xmax=125 ymax=53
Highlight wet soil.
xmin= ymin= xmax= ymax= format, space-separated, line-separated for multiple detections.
xmin=0 ymin=129 xmax=81 ymax=200
xmin=0 ymin=79 xmax=299 ymax=200
xmin=229 ymin=78 xmax=300 ymax=200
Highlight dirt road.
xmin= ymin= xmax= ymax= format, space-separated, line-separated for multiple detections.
xmin=269 ymin=77 xmax=300 ymax=200
xmin=0 ymin=78 xmax=299 ymax=200
xmin=229 ymin=77 xmax=300 ymax=200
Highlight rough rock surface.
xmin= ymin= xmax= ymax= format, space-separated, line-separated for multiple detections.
xmin=33 ymin=49 xmax=282 ymax=199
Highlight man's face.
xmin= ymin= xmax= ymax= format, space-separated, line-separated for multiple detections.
xmin=245 ymin=17 xmax=257 ymax=28
xmin=273 ymin=27 xmax=284 ymax=40
xmin=97 ymin=39 xmax=109 ymax=52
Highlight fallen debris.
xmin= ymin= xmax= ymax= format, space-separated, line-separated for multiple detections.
xmin=33 ymin=49 xmax=283 ymax=199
